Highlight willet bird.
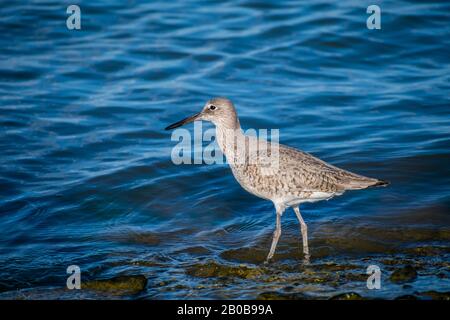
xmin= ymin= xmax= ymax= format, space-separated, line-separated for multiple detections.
xmin=165 ymin=97 xmax=388 ymax=262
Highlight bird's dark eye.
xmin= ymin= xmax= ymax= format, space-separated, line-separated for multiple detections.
xmin=209 ymin=105 xmax=216 ymax=110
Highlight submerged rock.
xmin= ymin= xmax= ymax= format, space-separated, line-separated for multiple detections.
xmin=176 ymin=246 xmax=211 ymax=255
xmin=186 ymin=261 xmax=264 ymax=279
xmin=83 ymin=275 xmax=147 ymax=295
xmin=315 ymin=262 xmax=360 ymax=272
xmin=389 ymin=265 xmax=417 ymax=283
xmin=257 ymin=291 xmax=306 ymax=300
xmin=419 ymin=291 xmax=450 ymax=300
xmin=220 ymin=248 xmax=267 ymax=264
xmin=407 ymin=245 xmax=450 ymax=256
xmin=330 ymin=292 xmax=364 ymax=300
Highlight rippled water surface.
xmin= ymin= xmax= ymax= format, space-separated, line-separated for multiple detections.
xmin=0 ymin=0 xmax=449 ymax=299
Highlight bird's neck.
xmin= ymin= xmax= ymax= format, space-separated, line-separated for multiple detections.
xmin=215 ymin=124 xmax=244 ymax=158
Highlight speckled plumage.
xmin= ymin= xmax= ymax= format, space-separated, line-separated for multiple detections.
xmin=165 ymin=97 xmax=389 ymax=262
xmin=225 ymin=137 xmax=383 ymax=204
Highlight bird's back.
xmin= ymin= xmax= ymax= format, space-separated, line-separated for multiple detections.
xmin=277 ymin=144 xmax=386 ymax=191
xmin=226 ymin=135 xmax=387 ymax=204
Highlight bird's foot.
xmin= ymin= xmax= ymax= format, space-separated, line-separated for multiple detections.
xmin=264 ymin=254 xmax=274 ymax=265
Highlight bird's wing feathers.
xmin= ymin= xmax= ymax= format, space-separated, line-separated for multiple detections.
xmin=277 ymin=144 xmax=379 ymax=192
xmin=240 ymin=136 xmax=380 ymax=193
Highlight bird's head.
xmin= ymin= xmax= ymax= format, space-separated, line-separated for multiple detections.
xmin=165 ymin=97 xmax=240 ymax=131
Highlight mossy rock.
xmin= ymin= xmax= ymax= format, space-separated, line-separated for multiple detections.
xmin=186 ymin=262 xmax=264 ymax=279
xmin=83 ymin=275 xmax=147 ymax=294
xmin=380 ymin=258 xmax=413 ymax=266
xmin=407 ymin=246 xmax=449 ymax=256
xmin=257 ymin=291 xmax=306 ymax=300
xmin=389 ymin=265 xmax=417 ymax=283
xmin=220 ymin=248 xmax=267 ymax=264
xmin=315 ymin=262 xmax=360 ymax=272
xmin=300 ymin=273 xmax=336 ymax=285
xmin=419 ymin=291 xmax=450 ymax=300
xmin=343 ymin=272 xmax=370 ymax=282
xmin=329 ymin=292 xmax=364 ymax=300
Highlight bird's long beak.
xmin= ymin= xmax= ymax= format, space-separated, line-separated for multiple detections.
xmin=164 ymin=112 xmax=201 ymax=130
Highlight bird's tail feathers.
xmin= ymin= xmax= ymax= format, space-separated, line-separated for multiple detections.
xmin=342 ymin=177 xmax=389 ymax=190
xmin=371 ymin=179 xmax=389 ymax=187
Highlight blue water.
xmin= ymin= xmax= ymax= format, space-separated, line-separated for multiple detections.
xmin=0 ymin=0 xmax=449 ymax=299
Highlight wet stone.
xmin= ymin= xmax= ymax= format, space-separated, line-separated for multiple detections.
xmin=257 ymin=291 xmax=307 ymax=300
xmin=83 ymin=275 xmax=147 ymax=295
xmin=419 ymin=291 xmax=450 ymax=300
xmin=315 ymin=262 xmax=360 ymax=272
xmin=389 ymin=265 xmax=417 ymax=283
xmin=329 ymin=292 xmax=364 ymax=300
xmin=407 ymin=246 xmax=450 ymax=256
xmin=186 ymin=261 xmax=264 ymax=279
xmin=220 ymin=248 xmax=267 ymax=264
xmin=129 ymin=260 xmax=167 ymax=267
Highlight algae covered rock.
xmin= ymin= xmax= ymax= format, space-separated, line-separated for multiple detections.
xmin=83 ymin=275 xmax=147 ymax=295
xmin=419 ymin=291 xmax=450 ymax=300
xmin=330 ymin=292 xmax=364 ymax=300
xmin=186 ymin=261 xmax=264 ymax=279
xmin=389 ymin=265 xmax=417 ymax=283
xmin=220 ymin=248 xmax=267 ymax=264
xmin=257 ymin=291 xmax=306 ymax=300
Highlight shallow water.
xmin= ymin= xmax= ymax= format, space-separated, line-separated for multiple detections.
xmin=0 ymin=0 xmax=449 ymax=299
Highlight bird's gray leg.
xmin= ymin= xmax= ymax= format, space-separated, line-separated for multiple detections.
xmin=265 ymin=205 xmax=284 ymax=263
xmin=293 ymin=206 xmax=310 ymax=261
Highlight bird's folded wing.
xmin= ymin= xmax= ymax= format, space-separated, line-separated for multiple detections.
xmin=276 ymin=144 xmax=379 ymax=192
